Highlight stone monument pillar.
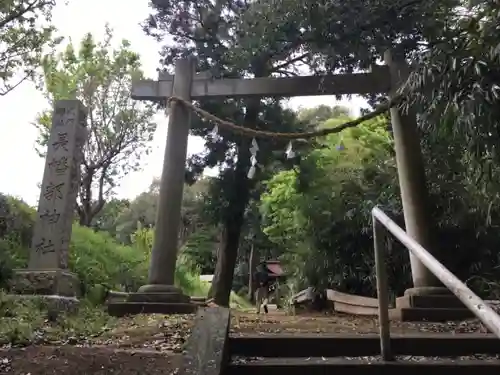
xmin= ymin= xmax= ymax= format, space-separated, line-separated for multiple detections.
xmin=107 ymin=57 xmax=197 ymax=316
xmin=9 ymin=100 xmax=87 ymax=310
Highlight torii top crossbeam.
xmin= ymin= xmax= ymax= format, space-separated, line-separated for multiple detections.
xmin=131 ymin=66 xmax=391 ymax=101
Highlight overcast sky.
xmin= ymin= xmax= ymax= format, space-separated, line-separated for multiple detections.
xmin=0 ymin=0 xmax=367 ymax=206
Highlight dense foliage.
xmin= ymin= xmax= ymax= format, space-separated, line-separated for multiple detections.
xmin=260 ymin=114 xmax=405 ymax=296
xmin=261 ymin=105 xmax=500 ymax=298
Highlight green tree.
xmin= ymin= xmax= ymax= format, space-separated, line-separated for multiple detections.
xmin=178 ymin=0 xmax=500 ymax=299
xmin=406 ymin=1 xmax=500 ymax=171
xmin=33 ymin=26 xmax=157 ymax=227
xmin=91 ymin=198 xmax=130 ymax=236
xmin=240 ymin=0 xmax=459 ymax=72
xmin=261 ymin=115 xmax=403 ymax=295
xmin=124 ymin=177 xmax=218 ymax=273
xmin=112 ymin=180 xmax=159 ymax=243
xmin=244 ymin=0 xmax=500 ymax=293
xmin=298 ymin=105 xmax=351 ymax=128
xmin=245 ymin=1 xmax=499 ymax=169
xmin=0 ymin=0 xmax=58 ymax=95
xmin=109 ymin=177 xmax=214 ymax=245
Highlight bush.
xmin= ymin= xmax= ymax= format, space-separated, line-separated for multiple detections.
xmin=0 ymin=194 xmax=35 ymax=288
xmin=0 ymin=194 xmax=250 ymax=308
xmin=70 ymin=225 xmax=149 ymax=298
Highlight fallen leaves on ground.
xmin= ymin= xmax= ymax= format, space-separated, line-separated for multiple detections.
xmin=1 ymin=312 xmax=195 ymax=352
xmin=0 ymin=293 xmax=196 ymax=352
xmin=91 ymin=314 xmax=195 ymax=352
xmin=231 ymin=310 xmax=495 ymax=335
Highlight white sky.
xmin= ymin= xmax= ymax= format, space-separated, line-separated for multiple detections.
xmin=0 ymin=0 xmax=367 ymax=206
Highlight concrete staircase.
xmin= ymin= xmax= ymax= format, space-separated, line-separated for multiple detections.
xmin=226 ymin=333 xmax=500 ymax=375
xmin=177 ymin=308 xmax=500 ymax=375
xmin=228 ymin=359 xmax=499 ymax=375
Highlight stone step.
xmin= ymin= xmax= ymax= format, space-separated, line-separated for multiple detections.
xmin=391 ymin=307 xmax=473 ymax=322
xmin=190 ymin=296 xmax=207 ymax=302
xmin=107 ymin=302 xmax=197 ymax=317
xmin=227 ymin=359 xmax=500 ymax=375
xmin=229 ymin=333 xmax=500 ymax=357
xmin=396 ymin=295 xmax=466 ymax=309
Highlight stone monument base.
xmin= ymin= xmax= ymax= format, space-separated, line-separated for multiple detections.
xmin=7 ymin=269 xmax=80 ymax=314
xmin=107 ymin=284 xmax=197 ymax=317
xmin=9 ymin=268 xmax=80 ymax=297
xmin=391 ymin=286 xmax=473 ymax=321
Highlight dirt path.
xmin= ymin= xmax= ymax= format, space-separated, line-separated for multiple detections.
xmin=0 ymin=346 xmax=181 ymax=375
xmin=0 ymin=310 xmax=490 ymax=374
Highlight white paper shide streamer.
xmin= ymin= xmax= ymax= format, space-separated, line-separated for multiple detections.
xmin=285 ymin=141 xmax=295 ymax=159
xmin=248 ymin=138 xmax=259 ymax=179
xmin=211 ymin=124 xmax=220 ymax=140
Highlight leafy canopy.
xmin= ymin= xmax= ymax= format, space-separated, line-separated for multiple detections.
xmin=0 ymin=0 xmax=59 ymax=95
xmin=33 ymin=26 xmax=157 ymax=226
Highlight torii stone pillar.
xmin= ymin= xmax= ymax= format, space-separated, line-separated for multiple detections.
xmin=385 ymin=50 xmax=469 ymax=321
xmin=384 ymin=50 xmax=440 ymax=290
xmin=108 ymin=57 xmax=197 ymax=316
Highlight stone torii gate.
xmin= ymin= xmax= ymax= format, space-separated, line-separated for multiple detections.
xmin=108 ymin=51 xmax=452 ymax=320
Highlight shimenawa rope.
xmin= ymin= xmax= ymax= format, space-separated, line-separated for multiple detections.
xmin=166 ymin=94 xmax=404 ymax=140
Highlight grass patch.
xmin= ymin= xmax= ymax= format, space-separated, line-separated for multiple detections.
xmin=0 ymin=289 xmax=248 ymax=348
xmin=0 ymin=291 xmax=121 ymax=346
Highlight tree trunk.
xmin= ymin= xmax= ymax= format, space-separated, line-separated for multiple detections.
xmin=208 ymin=218 xmax=245 ymax=306
xmin=77 ymin=167 xmax=107 ymax=228
xmin=78 ymin=212 xmax=88 ymax=226
xmin=248 ymin=243 xmax=259 ymax=303
xmin=207 ymin=156 xmax=251 ymax=305
xmin=78 ymin=169 xmax=94 ymax=227
xmin=207 ymin=101 xmax=259 ymax=306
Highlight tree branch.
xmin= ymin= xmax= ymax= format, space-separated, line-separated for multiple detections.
xmin=0 ymin=72 xmax=30 ymax=96
xmin=0 ymin=0 xmax=48 ymax=29
xmin=270 ymin=52 xmax=310 ymax=73
xmin=90 ymin=165 xmax=109 ymax=219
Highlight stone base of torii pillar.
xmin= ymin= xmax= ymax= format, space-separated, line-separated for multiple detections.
xmin=107 ymin=287 xmax=196 ymax=317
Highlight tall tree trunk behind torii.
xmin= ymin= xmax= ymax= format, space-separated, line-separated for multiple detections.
xmin=248 ymin=243 xmax=258 ymax=303
xmin=207 ymin=105 xmax=257 ymax=306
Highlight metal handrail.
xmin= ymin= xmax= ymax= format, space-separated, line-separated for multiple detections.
xmin=372 ymin=206 xmax=500 ymax=361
